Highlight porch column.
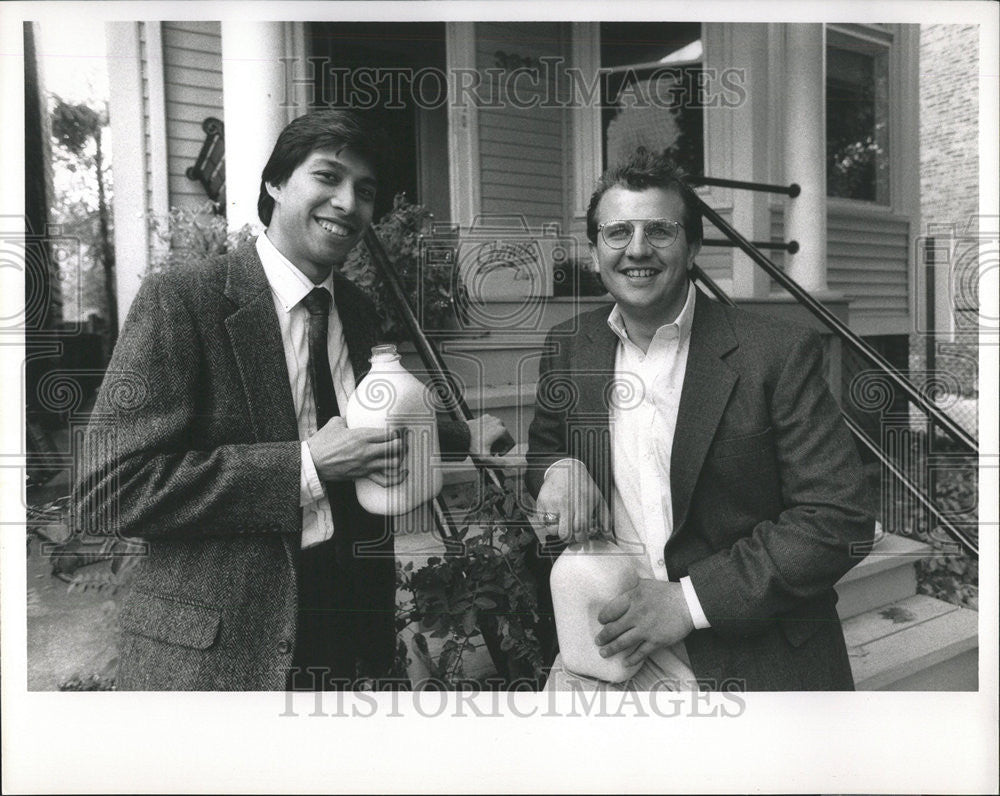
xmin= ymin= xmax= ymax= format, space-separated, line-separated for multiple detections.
xmin=783 ymin=24 xmax=828 ymax=293
xmin=221 ymin=21 xmax=289 ymax=232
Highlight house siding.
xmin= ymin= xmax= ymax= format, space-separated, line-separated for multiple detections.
xmin=161 ymin=21 xmax=224 ymax=211
xmin=770 ymin=206 xmax=911 ymax=336
xmin=474 ymin=22 xmax=569 ymax=229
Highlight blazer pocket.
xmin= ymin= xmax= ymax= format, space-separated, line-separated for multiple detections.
xmin=710 ymin=427 xmax=774 ymax=461
xmin=120 ymin=590 xmax=222 ymax=650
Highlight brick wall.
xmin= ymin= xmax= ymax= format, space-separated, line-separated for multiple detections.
xmin=920 ymin=25 xmax=979 ymax=233
xmin=915 ymin=24 xmax=979 ymax=399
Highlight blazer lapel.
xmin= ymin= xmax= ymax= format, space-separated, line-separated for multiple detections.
xmin=223 ymin=242 xmax=299 ymax=444
xmin=669 ymin=292 xmax=739 ymax=538
xmin=578 ymin=310 xmax=619 ymax=505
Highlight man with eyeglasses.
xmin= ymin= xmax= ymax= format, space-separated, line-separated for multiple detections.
xmin=526 ymin=147 xmax=874 ymax=691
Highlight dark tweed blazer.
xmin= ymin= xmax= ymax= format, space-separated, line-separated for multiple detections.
xmin=75 ymin=241 xmax=466 ymax=690
xmin=526 ymin=289 xmax=875 ymax=690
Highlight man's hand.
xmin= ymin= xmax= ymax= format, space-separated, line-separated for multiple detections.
xmin=595 ymin=579 xmax=695 ymax=667
xmin=307 ymin=417 xmax=408 ymax=486
xmin=465 ymin=413 xmax=508 ymax=458
xmin=533 ymin=458 xmax=611 ymax=544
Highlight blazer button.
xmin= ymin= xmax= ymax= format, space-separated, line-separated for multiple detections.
xmin=277 ymin=640 xmax=291 ymax=654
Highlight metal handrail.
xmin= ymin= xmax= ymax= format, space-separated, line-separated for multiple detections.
xmin=841 ymin=412 xmax=977 ymax=557
xmin=688 ymin=175 xmax=801 ymax=197
xmin=691 ymin=260 xmax=978 ymax=557
xmin=678 ymin=180 xmax=978 ymax=455
xmin=703 ymin=237 xmax=800 ymax=253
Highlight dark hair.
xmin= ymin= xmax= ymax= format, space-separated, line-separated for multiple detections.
xmin=257 ymin=108 xmax=388 ymax=225
xmin=585 ymin=148 xmax=703 ymax=247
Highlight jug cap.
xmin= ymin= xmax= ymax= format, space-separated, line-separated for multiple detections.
xmin=370 ymin=344 xmax=400 ymax=363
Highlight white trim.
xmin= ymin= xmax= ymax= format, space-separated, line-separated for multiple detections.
xmin=826 ymin=23 xmax=894 ymax=48
xmin=220 ymin=21 xmax=287 ymax=232
xmin=144 ymin=22 xmax=169 ymax=221
xmin=571 ymin=21 xmax=601 ymax=219
xmin=446 ymin=22 xmax=480 ymax=227
xmin=106 ymin=21 xmax=150 ymax=327
xmin=723 ymin=22 xmax=772 ymax=299
xmin=282 ymin=22 xmax=308 ymax=124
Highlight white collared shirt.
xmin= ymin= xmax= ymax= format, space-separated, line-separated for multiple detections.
xmin=544 ymin=281 xmax=710 ymax=632
xmin=607 ymin=281 xmax=708 ymax=629
xmin=256 ymin=233 xmax=356 ymax=549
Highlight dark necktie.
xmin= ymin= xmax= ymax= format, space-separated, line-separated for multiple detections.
xmin=295 ymin=287 xmax=360 ymax=685
xmin=301 ymin=287 xmax=339 ymax=427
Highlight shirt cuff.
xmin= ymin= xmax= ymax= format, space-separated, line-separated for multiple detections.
xmin=300 ymin=440 xmax=325 ymax=507
xmin=680 ymin=575 xmax=711 ymax=630
xmin=543 ymin=457 xmax=584 ymax=483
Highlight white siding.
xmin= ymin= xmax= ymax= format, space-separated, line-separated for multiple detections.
xmin=161 ymin=21 xmax=223 ymax=211
xmin=475 ymin=22 xmax=569 ymax=229
xmin=771 ymin=205 xmax=911 ymax=335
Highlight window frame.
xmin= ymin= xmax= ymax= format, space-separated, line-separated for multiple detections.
xmin=824 ymin=23 xmax=897 ymax=210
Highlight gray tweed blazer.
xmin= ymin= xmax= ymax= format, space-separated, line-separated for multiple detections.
xmin=75 ymin=241 xmax=461 ymax=690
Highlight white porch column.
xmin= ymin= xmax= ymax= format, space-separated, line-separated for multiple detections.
xmin=783 ymin=24 xmax=828 ymax=293
xmin=221 ymin=21 xmax=289 ymax=232
xmin=106 ymin=22 xmax=149 ymax=326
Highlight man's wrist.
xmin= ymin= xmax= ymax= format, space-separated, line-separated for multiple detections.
xmin=300 ymin=440 xmax=324 ymax=506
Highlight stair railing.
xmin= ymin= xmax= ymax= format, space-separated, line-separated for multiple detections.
xmin=682 ymin=178 xmax=978 ymax=557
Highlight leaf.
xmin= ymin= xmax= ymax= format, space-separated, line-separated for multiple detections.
xmin=462 ymin=610 xmax=478 ymax=636
xmin=474 ymin=597 xmax=498 ymax=609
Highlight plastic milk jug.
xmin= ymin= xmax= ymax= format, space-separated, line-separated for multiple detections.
xmin=345 ymin=344 xmax=443 ymax=515
xmin=549 ymin=539 xmax=643 ymax=683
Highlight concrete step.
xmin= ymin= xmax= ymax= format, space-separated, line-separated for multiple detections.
xmin=834 ymin=531 xmax=933 ymax=619
xmin=843 ymin=593 xmax=978 ymax=691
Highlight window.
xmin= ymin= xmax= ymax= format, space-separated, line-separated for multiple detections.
xmin=307 ymin=22 xmax=450 ymax=222
xmin=826 ymin=29 xmax=890 ymax=203
xmin=599 ymin=23 xmax=704 ymax=176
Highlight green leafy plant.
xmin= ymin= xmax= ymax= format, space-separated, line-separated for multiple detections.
xmin=340 ymin=193 xmax=467 ymax=341
xmin=394 ymin=476 xmax=550 ymax=688
xmin=147 ymin=201 xmax=255 ymax=275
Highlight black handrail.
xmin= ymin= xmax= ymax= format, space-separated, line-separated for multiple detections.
xmin=691 ymin=262 xmax=978 ymax=557
xmin=840 ymin=412 xmax=977 ymax=556
xmin=703 ymin=238 xmax=800 ymax=253
xmin=688 ymin=175 xmax=801 ymax=198
xmin=689 ymin=262 xmax=736 ymax=306
xmin=364 ymin=228 xmax=529 ymax=681
xmin=678 ymin=180 xmax=978 ymax=455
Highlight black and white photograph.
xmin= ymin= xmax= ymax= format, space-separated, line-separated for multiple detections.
xmin=2 ymin=1 xmax=997 ymax=792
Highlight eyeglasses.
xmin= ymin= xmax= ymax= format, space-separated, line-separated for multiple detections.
xmin=597 ymin=218 xmax=683 ymax=250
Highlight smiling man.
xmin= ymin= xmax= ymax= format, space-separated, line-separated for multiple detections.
xmin=75 ymin=109 xmax=504 ymax=690
xmin=527 ymin=147 xmax=874 ymax=691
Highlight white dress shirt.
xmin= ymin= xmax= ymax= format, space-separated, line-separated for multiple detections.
xmin=256 ymin=233 xmax=356 ymax=549
xmin=544 ymin=281 xmax=710 ymax=632
xmin=607 ymin=281 xmax=710 ymax=631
